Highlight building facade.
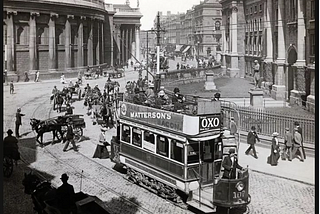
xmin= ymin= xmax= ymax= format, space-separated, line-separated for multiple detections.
xmin=220 ymin=0 xmax=314 ymax=112
xmin=154 ymin=0 xmax=222 ymax=59
xmin=3 ymin=0 xmax=141 ymax=79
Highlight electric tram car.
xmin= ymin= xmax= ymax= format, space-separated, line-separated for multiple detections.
xmin=111 ymin=98 xmax=250 ymax=213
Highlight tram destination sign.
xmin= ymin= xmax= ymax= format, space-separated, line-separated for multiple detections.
xmin=199 ymin=115 xmax=221 ymax=132
xmin=120 ymin=102 xmax=184 ymax=132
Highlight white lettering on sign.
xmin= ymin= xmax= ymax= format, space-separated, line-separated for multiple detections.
xmin=201 ymin=117 xmax=220 ymax=128
xmin=233 ymin=191 xmax=245 ymax=199
xmin=129 ymin=112 xmax=172 ymax=120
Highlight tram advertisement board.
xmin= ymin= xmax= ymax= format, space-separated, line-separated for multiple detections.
xmin=199 ymin=114 xmax=221 ymax=132
xmin=120 ymin=102 xmax=184 ymax=132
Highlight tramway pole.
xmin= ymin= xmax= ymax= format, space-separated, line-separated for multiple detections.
xmin=154 ymin=11 xmax=166 ymax=93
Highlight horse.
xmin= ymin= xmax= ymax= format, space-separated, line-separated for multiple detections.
xmin=22 ymin=172 xmax=59 ymax=214
xmin=30 ymin=118 xmax=64 ymax=145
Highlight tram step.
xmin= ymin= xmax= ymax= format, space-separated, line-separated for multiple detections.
xmin=192 ymin=189 xmax=214 ymax=209
xmin=77 ymin=196 xmax=95 ymax=206
xmin=187 ymin=200 xmax=216 ymax=213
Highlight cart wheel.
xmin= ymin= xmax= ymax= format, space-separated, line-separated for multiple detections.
xmin=56 ymin=126 xmax=67 ymax=141
xmin=73 ymin=127 xmax=83 ymax=142
xmin=3 ymin=157 xmax=13 ymax=178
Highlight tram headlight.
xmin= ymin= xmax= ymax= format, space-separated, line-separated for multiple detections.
xmin=235 ymin=181 xmax=245 ymax=192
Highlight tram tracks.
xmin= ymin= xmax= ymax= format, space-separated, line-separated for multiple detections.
xmin=18 ymin=97 xmax=190 ymax=214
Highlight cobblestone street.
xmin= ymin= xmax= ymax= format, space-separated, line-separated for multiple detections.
xmin=3 ymin=72 xmax=315 ymax=214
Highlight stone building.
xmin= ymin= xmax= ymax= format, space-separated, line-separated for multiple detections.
xmin=3 ymin=0 xmax=141 ymax=80
xmin=220 ymin=0 xmax=315 ymax=112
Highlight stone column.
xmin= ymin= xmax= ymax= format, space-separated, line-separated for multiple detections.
xmin=87 ymin=19 xmax=93 ymax=66
xmin=101 ymin=21 xmax=105 ymax=64
xmin=229 ymin=6 xmax=240 ymax=77
xmin=135 ymin=25 xmax=140 ymax=62
xmin=263 ymin=0 xmax=273 ymax=83
xmin=77 ymin=17 xmax=85 ymax=67
xmin=126 ymin=29 xmax=129 ymax=63
xmin=121 ymin=29 xmax=125 ymax=64
xmin=108 ymin=19 xmax=113 ymax=66
xmin=221 ymin=24 xmax=226 ymax=68
xmin=6 ymin=11 xmax=17 ymax=72
xmin=115 ymin=24 xmax=121 ymax=65
xmin=96 ymin=21 xmax=100 ymax=65
xmin=65 ymin=15 xmax=73 ymax=69
xmin=29 ymin=12 xmax=39 ymax=71
xmin=128 ymin=27 xmax=132 ymax=62
xmin=272 ymin=0 xmax=286 ymax=100
xmin=131 ymin=28 xmax=136 ymax=61
xmin=48 ymin=13 xmax=58 ymax=70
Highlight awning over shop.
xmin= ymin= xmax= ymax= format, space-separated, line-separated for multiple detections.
xmin=182 ymin=45 xmax=191 ymax=53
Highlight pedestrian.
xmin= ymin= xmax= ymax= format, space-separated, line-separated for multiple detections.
xmin=229 ymin=117 xmax=237 ymax=136
xmin=10 ymin=80 xmax=14 ymax=94
xmin=63 ymin=118 xmax=78 ymax=152
xmin=3 ymin=129 xmax=20 ymax=165
xmin=267 ymin=132 xmax=280 ymax=166
xmin=245 ymin=126 xmax=260 ymax=159
xmin=222 ymin=148 xmax=243 ymax=179
xmin=282 ymin=127 xmax=293 ymax=161
xmin=177 ymin=62 xmax=180 ymax=70
xmin=56 ymin=173 xmax=77 ymax=214
xmin=15 ymin=108 xmax=25 ymax=138
xmin=294 ymin=121 xmax=306 ymax=159
xmin=35 ymin=70 xmax=40 ymax=82
xmin=292 ymin=127 xmax=304 ymax=162
xmin=65 ymin=103 xmax=73 ymax=115
xmin=24 ymin=71 xmax=29 ymax=82
xmin=253 ymin=60 xmax=260 ymax=88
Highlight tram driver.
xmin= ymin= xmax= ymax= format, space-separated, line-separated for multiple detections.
xmin=222 ymin=148 xmax=243 ymax=179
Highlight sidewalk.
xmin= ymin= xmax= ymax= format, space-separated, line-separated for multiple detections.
xmin=237 ymin=140 xmax=315 ymax=185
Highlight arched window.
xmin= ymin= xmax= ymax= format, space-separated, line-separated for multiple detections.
xmin=16 ymin=26 xmax=23 ymax=44
xmin=37 ymin=27 xmax=44 ymax=45
xmin=215 ymin=21 xmax=221 ymax=30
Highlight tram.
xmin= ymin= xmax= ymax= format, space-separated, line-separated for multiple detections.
xmin=111 ymin=98 xmax=250 ymax=213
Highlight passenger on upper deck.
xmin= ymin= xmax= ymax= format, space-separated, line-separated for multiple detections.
xmin=172 ymin=88 xmax=185 ymax=112
xmin=133 ymin=88 xmax=146 ymax=105
xmin=156 ymin=89 xmax=170 ymax=106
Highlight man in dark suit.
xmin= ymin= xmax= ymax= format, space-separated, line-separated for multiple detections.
xmin=56 ymin=173 xmax=77 ymax=214
xmin=294 ymin=121 xmax=306 ymax=159
xmin=222 ymin=148 xmax=243 ymax=179
xmin=245 ymin=126 xmax=260 ymax=159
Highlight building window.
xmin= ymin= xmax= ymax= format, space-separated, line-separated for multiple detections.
xmin=311 ymin=0 xmax=315 ymax=20
xmin=255 ymin=5 xmax=257 ymax=13
xmin=259 ymin=4 xmax=262 ymax=12
xmin=16 ymin=26 xmax=23 ymax=45
xmin=215 ymin=21 xmax=221 ymax=30
xmin=250 ymin=7 xmax=253 ymax=14
xmin=156 ymin=135 xmax=169 ymax=157
xmin=289 ymin=0 xmax=297 ymax=22
xmin=254 ymin=19 xmax=257 ymax=31
xmin=259 ymin=19 xmax=262 ymax=31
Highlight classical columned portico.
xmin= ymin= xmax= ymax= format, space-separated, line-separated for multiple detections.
xmin=77 ymin=17 xmax=85 ymax=67
xmin=271 ymin=0 xmax=286 ymax=100
xmin=65 ymin=15 xmax=73 ymax=69
xmin=6 ymin=11 xmax=16 ymax=73
xmin=48 ymin=13 xmax=58 ymax=70
xmin=135 ymin=25 xmax=140 ymax=62
xmin=29 ymin=12 xmax=39 ymax=71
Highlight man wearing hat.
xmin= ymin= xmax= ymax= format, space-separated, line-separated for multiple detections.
xmin=267 ymin=132 xmax=280 ymax=166
xmin=56 ymin=173 xmax=77 ymax=214
xmin=283 ymin=127 xmax=293 ymax=161
xmin=253 ymin=60 xmax=260 ymax=88
xmin=294 ymin=121 xmax=306 ymax=159
xmin=222 ymin=148 xmax=243 ymax=179
xmin=245 ymin=126 xmax=260 ymax=159
xmin=63 ymin=118 xmax=78 ymax=152
xmin=65 ymin=103 xmax=73 ymax=115
xmin=3 ymin=129 xmax=20 ymax=163
xmin=15 ymin=108 xmax=25 ymax=138
xmin=292 ymin=127 xmax=304 ymax=162
xmin=229 ymin=117 xmax=237 ymax=136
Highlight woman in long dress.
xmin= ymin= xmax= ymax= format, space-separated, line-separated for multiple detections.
xmin=268 ymin=132 xmax=280 ymax=166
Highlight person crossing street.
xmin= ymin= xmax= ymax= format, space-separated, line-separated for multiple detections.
xmin=63 ymin=118 xmax=78 ymax=152
xmin=245 ymin=126 xmax=260 ymax=159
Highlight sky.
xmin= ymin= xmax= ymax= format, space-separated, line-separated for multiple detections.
xmin=106 ymin=0 xmax=203 ymax=30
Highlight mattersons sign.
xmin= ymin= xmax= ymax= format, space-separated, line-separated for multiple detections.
xmin=120 ymin=102 xmax=184 ymax=132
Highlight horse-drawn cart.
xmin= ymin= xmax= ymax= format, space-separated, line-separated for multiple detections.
xmin=56 ymin=114 xmax=86 ymax=142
